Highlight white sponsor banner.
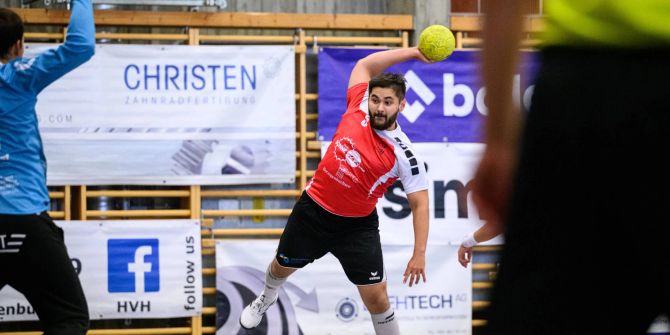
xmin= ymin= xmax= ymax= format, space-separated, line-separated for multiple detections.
xmin=0 ymin=220 xmax=202 ymax=321
xmin=321 ymin=141 xmax=503 ymax=246
xmin=25 ymin=44 xmax=296 ymax=185
xmin=216 ymin=237 xmax=471 ymax=334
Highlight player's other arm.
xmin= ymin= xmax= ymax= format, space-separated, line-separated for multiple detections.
xmin=472 ymin=221 xmax=503 ymax=245
xmin=25 ymin=0 xmax=95 ymax=93
xmin=402 ymin=189 xmax=429 ymax=287
xmin=348 ymin=47 xmax=430 ymax=88
xmin=458 ymin=221 xmax=504 ymax=267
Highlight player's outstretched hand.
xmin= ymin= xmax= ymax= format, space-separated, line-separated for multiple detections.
xmin=403 ymin=253 xmax=427 ymax=287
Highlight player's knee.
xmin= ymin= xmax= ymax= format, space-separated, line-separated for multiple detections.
xmin=363 ymin=294 xmax=390 ymax=314
xmin=367 ymin=300 xmax=390 ymax=314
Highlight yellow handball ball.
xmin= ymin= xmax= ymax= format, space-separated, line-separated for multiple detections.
xmin=418 ymin=24 xmax=456 ymax=62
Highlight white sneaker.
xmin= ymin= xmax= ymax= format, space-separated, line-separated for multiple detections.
xmin=239 ymin=293 xmax=278 ymax=329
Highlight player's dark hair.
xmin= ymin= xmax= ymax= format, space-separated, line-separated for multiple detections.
xmin=369 ymin=72 xmax=407 ymax=101
xmin=0 ymin=9 xmax=23 ymax=58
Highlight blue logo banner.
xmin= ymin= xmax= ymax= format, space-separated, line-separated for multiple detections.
xmin=108 ymin=239 xmax=160 ymax=293
xmin=317 ymin=48 xmax=539 ymax=143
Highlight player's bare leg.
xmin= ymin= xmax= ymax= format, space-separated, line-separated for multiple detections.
xmin=358 ymin=281 xmax=400 ymax=335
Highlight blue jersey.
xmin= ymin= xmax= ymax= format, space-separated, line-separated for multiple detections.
xmin=0 ymin=1 xmax=95 ymax=214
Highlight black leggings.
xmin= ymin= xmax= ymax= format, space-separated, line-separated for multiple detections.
xmin=0 ymin=212 xmax=89 ymax=335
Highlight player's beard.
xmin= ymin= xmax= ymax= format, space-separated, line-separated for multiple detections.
xmin=368 ymin=108 xmax=399 ymax=130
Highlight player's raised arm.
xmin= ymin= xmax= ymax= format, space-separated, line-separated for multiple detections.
xmin=348 ymin=47 xmax=431 ymax=88
xmin=25 ymin=0 xmax=96 ymax=93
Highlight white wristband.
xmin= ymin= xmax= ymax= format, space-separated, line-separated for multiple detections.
xmin=461 ymin=232 xmax=478 ymax=248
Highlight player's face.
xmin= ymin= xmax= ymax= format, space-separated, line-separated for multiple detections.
xmin=368 ymin=87 xmax=405 ymax=131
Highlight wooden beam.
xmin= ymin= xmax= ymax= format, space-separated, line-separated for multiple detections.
xmin=451 ymin=15 xmax=544 ymax=33
xmin=473 ymin=319 xmax=488 ymax=327
xmin=188 ymin=185 xmax=201 ymax=220
xmin=199 ymin=34 xmax=294 ymax=43
xmin=307 ymin=140 xmax=321 ymax=150
xmin=210 ymin=228 xmax=284 ymax=237
xmin=85 ymin=190 xmax=191 ymax=197
xmin=47 ymin=211 xmax=65 ymax=219
xmin=450 ymin=15 xmax=483 ymax=32
xmin=48 ymin=191 xmax=65 ymax=199
xmin=473 ymin=300 xmax=491 ymax=310
xmin=14 ymin=9 xmax=413 ymax=30
xmin=202 ymin=209 xmax=291 ymax=217
xmin=86 ymin=209 xmax=192 ymax=217
xmin=473 ymin=245 xmax=502 ymax=252
xmin=305 ymin=35 xmax=404 ymax=45
xmin=64 ymin=185 xmax=71 ymax=220
xmin=298 ymin=29 xmax=308 ymax=189
xmin=472 ymin=263 xmax=497 ymax=271
xmin=201 ymin=189 xmax=300 ymax=197
xmin=473 ymin=281 xmax=494 ymax=289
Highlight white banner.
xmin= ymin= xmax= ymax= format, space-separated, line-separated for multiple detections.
xmin=321 ymin=142 xmax=503 ymax=246
xmin=216 ymin=236 xmax=471 ymax=334
xmin=25 ymin=44 xmax=296 ymax=185
xmin=0 ymin=220 xmax=202 ymax=321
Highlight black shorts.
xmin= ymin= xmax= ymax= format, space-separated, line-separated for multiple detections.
xmin=276 ymin=192 xmax=384 ymax=286
xmin=0 ymin=212 xmax=89 ymax=334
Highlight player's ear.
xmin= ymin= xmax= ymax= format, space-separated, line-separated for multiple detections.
xmin=399 ymin=98 xmax=406 ymax=112
xmin=8 ymin=39 xmax=23 ymax=59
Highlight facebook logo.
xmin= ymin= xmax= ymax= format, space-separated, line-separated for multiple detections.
xmin=108 ymin=239 xmax=160 ymax=293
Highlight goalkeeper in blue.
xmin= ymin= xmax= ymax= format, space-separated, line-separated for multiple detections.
xmin=0 ymin=3 xmax=95 ymax=334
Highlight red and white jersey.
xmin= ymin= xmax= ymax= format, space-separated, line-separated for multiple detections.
xmin=306 ymin=83 xmax=429 ymax=217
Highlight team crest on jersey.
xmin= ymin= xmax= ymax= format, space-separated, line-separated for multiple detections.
xmin=334 ymin=137 xmax=365 ymax=171
xmin=344 ymin=149 xmax=361 ymax=168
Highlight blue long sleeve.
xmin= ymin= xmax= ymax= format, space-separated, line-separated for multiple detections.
xmin=20 ymin=0 xmax=96 ymax=93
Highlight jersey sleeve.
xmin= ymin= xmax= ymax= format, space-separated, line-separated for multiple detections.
xmin=344 ymin=82 xmax=369 ymax=115
xmin=16 ymin=0 xmax=95 ymax=93
xmin=397 ymin=145 xmax=429 ymax=195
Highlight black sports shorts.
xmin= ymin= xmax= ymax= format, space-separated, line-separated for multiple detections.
xmin=0 ymin=212 xmax=89 ymax=334
xmin=276 ymin=192 xmax=385 ymax=286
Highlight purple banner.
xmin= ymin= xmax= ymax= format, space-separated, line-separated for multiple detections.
xmin=317 ymin=48 xmax=539 ymax=143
